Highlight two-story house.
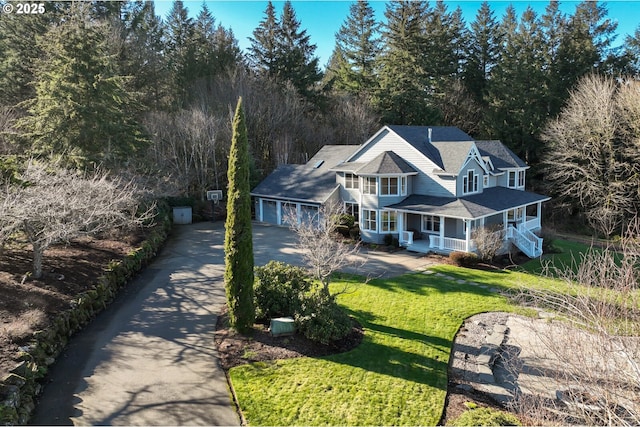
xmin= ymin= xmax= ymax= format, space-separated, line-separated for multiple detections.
xmin=251 ymin=125 xmax=550 ymax=258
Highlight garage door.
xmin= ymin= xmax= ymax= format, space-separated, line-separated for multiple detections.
xmin=262 ymin=200 xmax=277 ymax=224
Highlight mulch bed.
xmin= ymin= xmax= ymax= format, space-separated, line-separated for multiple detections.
xmin=214 ymin=308 xmax=364 ymax=370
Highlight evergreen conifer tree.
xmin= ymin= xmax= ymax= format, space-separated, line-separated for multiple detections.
xmin=224 ymin=97 xmax=255 ymax=334
xmin=331 ymin=0 xmax=381 ymax=97
xmin=17 ymin=2 xmax=144 ymax=167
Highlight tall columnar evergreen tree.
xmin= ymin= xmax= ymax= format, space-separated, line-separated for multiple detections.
xmin=17 ymin=2 xmax=145 ymax=167
xmin=375 ymin=0 xmax=435 ymax=125
xmin=224 ymin=97 xmax=255 ymax=334
xmin=330 ymin=0 xmax=381 ymax=97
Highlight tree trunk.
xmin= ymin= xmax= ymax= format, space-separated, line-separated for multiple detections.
xmin=32 ymin=241 xmax=44 ymax=279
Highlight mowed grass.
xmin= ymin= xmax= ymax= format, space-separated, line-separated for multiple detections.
xmin=229 ymin=271 xmax=515 ymax=426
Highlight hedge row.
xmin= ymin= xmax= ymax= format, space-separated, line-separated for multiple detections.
xmin=0 ymin=207 xmax=172 ymax=425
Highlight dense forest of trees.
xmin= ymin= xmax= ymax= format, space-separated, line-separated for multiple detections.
xmin=1 ymin=0 xmax=640 ymax=232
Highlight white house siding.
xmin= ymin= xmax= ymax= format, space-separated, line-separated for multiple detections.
xmin=349 ymin=131 xmax=455 ymax=197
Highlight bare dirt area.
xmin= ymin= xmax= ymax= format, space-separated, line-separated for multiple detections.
xmin=0 ymin=232 xmax=144 ymax=380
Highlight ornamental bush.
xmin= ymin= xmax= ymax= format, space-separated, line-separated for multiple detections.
xmin=449 ymin=251 xmax=479 ymax=267
xmin=254 ymin=261 xmax=312 ymax=321
xmin=295 ymin=289 xmax=352 ymax=345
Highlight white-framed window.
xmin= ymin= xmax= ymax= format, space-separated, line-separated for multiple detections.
xmin=422 ymin=215 xmax=440 ymax=233
xmin=380 ymin=177 xmax=398 ymax=196
xmin=362 ymin=209 xmax=377 ymax=231
xmin=345 ymin=173 xmax=359 ymax=189
xmin=463 ymin=170 xmax=479 ymax=194
xmin=400 ymin=176 xmax=407 ymax=195
xmin=508 ymin=170 xmax=525 ymax=188
xmin=381 ymin=210 xmax=397 ymax=232
xmin=344 ymin=202 xmax=359 ymax=222
xmin=363 ymin=177 xmax=377 ymax=195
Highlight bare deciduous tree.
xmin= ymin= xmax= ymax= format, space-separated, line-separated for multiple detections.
xmin=286 ymin=202 xmax=363 ymax=299
xmin=1 ymin=162 xmax=155 ymax=278
xmin=542 ymin=74 xmax=637 ymax=236
xmin=509 ymin=220 xmax=640 ymax=425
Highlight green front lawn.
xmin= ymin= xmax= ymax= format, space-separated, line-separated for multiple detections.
xmin=230 ymin=270 xmax=515 ymax=426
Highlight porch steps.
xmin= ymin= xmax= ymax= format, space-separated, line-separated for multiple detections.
xmin=507 ymin=225 xmax=542 ymax=258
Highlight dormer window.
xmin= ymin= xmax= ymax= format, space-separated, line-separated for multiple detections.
xmin=345 ymin=173 xmax=359 ymax=189
xmin=463 ymin=170 xmax=479 ymax=194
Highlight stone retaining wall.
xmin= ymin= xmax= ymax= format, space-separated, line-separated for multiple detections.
xmin=0 ymin=210 xmax=172 ymax=425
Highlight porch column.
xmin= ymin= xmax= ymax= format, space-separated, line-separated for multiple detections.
xmin=258 ymin=199 xmax=263 ymax=222
xmin=296 ymin=203 xmax=302 ymax=225
xmin=276 ymin=201 xmax=282 ymax=225
xmin=465 ymin=219 xmax=471 ymax=252
xmin=536 ymin=202 xmax=542 ymax=227
xmin=398 ymin=212 xmax=405 ymax=237
xmin=503 ymin=210 xmax=509 ymax=233
xmin=439 ymin=215 xmax=445 ymax=249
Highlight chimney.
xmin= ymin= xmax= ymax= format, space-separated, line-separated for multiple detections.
xmin=428 ymin=128 xmax=432 ymax=144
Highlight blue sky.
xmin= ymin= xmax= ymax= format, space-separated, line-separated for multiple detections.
xmin=153 ymin=1 xmax=640 ymax=68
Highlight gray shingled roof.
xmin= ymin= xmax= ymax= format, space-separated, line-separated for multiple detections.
xmin=386 ymin=125 xmax=476 ymax=172
xmin=386 ymin=187 xmax=550 ymax=219
xmin=307 ymin=144 xmax=361 ymax=171
xmin=356 ymin=151 xmax=417 ymax=175
xmin=430 ymin=141 xmax=476 ymax=174
xmin=251 ymin=164 xmax=338 ymax=203
xmin=251 ymin=144 xmax=359 ymax=203
xmin=476 ymin=140 xmax=527 ymax=169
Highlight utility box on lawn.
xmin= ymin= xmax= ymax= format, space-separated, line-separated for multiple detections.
xmin=269 ymin=317 xmax=296 ymax=337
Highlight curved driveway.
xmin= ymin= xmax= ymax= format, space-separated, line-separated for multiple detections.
xmin=30 ymin=222 xmax=432 ymax=426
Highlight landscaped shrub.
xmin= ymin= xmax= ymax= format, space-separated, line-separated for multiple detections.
xmin=449 ymin=251 xmax=479 ymax=267
xmin=383 ymin=234 xmax=394 ymax=246
xmin=295 ymin=289 xmax=352 ymax=345
xmin=254 ymin=261 xmax=312 ymax=321
xmin=448 ymin=407 xmax=521 ymax=426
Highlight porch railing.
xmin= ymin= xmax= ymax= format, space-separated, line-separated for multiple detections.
xmin=507 ymin=225 xmax=542 ymax=257
xmin=428 ymin=235 xmax=469 ymax=252
xmin=521 ymin=216 xmax=541 ymax=231
xmin=400 ymin=230 xmax=414 ymax=246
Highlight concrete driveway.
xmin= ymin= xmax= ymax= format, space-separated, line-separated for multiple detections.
xmin=30 ymin=222 xmax=435 ymax=426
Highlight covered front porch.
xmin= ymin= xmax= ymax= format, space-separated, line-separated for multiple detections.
xmin=387 ymin=188 xmax=550 ymax=258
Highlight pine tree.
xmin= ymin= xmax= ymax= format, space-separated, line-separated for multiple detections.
xmin=0 ymin=5 xmax=52 ymax=106
xmin=463 ymin=1 xmax=501 ymax=106
xmin=486 ymin=6 xmax=546 ymax=164
xmin=17 ymin=2 xmax=145 ymax=167
xmin=119 ymin=1 xmax=169 ymax=109
xmin=275 ymin=1 xmax=322 ymax=102
xmin=248 ymin=1 xmax=280 ymax=77
xmin=331 ymin=0 xmax=381 ymax=97
xmin=375 ymin=0 xmax=435 ymax=124
xmin=224 ymin=97 xmax=255 ymax=334
xmin=165 ymin=0 xmax=196 ymax=104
